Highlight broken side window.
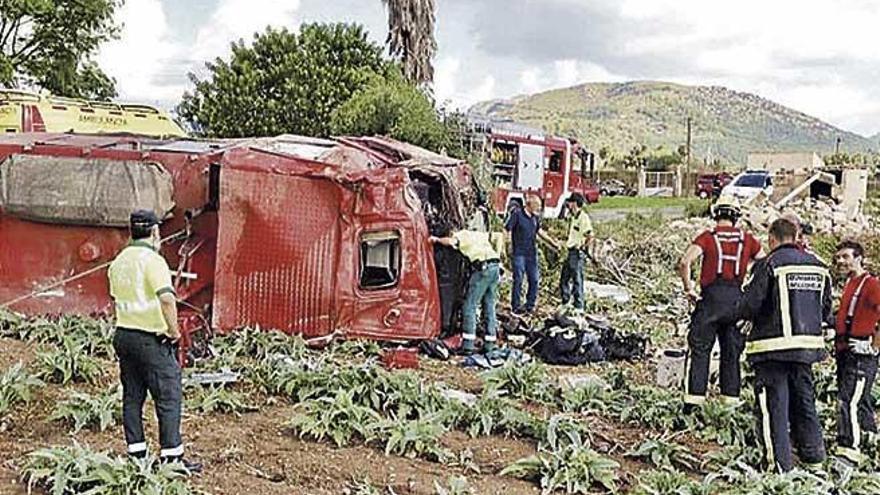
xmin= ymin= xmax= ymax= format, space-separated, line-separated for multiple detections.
xmin=359 ymin=231 xmax=401 ymax=289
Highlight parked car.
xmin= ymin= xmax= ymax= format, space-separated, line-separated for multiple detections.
xmin=695 ymin=172 xmax=733 ymax=199
xmin=599 ymin=178 xmax=635 ymax=197
xmin=721 ymin=170 xmax=773 ymax=202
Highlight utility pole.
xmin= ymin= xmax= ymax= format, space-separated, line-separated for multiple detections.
xmin=686 ymin=117 xmax=692 ymax=171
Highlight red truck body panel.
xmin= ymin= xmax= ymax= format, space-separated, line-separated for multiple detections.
xmin=0 ymin=134 xmax=217 ymax=318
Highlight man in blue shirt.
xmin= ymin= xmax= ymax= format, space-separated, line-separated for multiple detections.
xmin=506 ymin=195 xmax=542 ymax=314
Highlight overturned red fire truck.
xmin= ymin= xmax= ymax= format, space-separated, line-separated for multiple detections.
xmin=0 ymin=133 xmax=482 ymax=362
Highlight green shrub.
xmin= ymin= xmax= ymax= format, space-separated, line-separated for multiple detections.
xmin=456 ymin=392 xmax=542 ymax=438
xmin=287 ymin=389 xmax=382 ymax=447
xmin=633 ymin=469 xmax=710 ymax=495
xmin=377 ymin=414 xmax=450 ymax=462
xmin=612 ymin=385 xmax=687 ymax=431
xmin=185 ymin=385 xmax=258 ymax=416
xmin=34 ymin=337 xmax=104 ymax=385
xmin=22 ymin=444 xmax=192 ymax=494
xmin=560 ymin=378 xmax=613 ymax=414
xmin=501 ymin=418 xmax=619 ymax=494
xmin=0 ymin=314 xmax=113 ymax=357
xmin=688 ymin=400 xmax=755 ymax=448
xmin=483 ymin=362 xmax=553 ymax=403
xmin=0 ymin=362 xmax=43 ymax=418
xmin=49 ymin=386 xmax=120 ymax=433
xmin=705 ymin=463 xmax=831 ymax=495
xmin=627 ymin=435 xmax=700 ymax=471
xmin=213 ymin=327 xmax=307 ymax=361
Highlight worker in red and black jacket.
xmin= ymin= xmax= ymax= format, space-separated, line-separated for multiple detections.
xmin=737 ymin=218 xmax=832 ymax=472
xmin=832 ymin=240 xmax=880 ymax=465
xmin=678 ymin=196 xmax=763 ymax=407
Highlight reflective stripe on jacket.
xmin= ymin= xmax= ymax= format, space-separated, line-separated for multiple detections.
xmin=108 ymin=241 xmax=175 ymax=335
xmin=565 ymin=209 xmax=593 ymax=249
xmin=737 ymin=244 xmax=831 ymax=363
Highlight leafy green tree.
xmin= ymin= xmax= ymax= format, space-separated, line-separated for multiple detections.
xmin=177 ymin=23 xmax=390 ymax=138
xmin=330 ymin=70 xmax=460 ymax=154
xmin=0 ymin=0 xmax=120 ymax=99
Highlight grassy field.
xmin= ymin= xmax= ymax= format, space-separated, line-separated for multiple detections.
xmin=590 ymin=195 xmax=708 ymax=211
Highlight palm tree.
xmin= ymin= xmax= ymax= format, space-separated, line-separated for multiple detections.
xmin=381 ymin=0 xmax=437 ymax=84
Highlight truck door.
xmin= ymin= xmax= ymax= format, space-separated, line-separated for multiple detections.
xmin=516 ymin=143 xmax=544 ymax=191
xmin=543 ymin=148 xmax=566 ymax=212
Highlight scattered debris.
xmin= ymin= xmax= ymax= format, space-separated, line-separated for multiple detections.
xmin=655 ymin=349 xmax=687 ymax=388
xmin=557 ymin=373 xmax=609 ymax=392
xmin=184 ymin=368 xmax=240 ymax=386
xmin=527 ymin=312 xmax=648 ymax=365
xmin=440 ymin=389 xmax=478 ymax=406
xmin=584 ymin=281 xmax=632 ymax=305
xmin=381 ymin=347 xmax=420 ymax=370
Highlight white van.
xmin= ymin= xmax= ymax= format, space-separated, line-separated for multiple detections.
xmin=721 ymin=170 xmax=773 ymax=202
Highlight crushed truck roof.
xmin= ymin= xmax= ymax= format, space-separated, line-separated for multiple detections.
xmin=0 ymin=133 xmax=465 ymax=171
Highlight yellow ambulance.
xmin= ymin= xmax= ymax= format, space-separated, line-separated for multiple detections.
xmin=0 ymin=89 xmax=186 ymax=137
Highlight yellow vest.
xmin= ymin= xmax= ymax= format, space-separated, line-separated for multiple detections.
xmin=453 ymin=230 xmax=503 ymax=262
xmin=107 ymin=241 xmax=175 ymax=335
xmin=566 ymin=209 xmax=594 ymax=249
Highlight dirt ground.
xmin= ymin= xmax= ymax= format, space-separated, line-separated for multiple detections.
xmin=0 ymin=336 xmax=548 ymax=494
xmin=0 ymin=333 xmax=694 ymax=494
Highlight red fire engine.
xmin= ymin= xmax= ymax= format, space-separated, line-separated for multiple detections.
xmin=0 ymin=133 xmax=481 ymax=363
xmin=478 ymin=121 xmax=598 ymax=217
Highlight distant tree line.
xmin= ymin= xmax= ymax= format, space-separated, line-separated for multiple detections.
xmin=824 ymin=152 xmax=880 ymax=167
xmin=599 ymin=144 xmax=687 ymax=171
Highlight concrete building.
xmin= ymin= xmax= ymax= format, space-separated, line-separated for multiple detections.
xmin=747 ymin=151 xmax=825 ymax=173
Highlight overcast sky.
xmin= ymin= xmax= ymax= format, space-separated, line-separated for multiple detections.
xmin=97 ymin=0 xmax=880 ymax=136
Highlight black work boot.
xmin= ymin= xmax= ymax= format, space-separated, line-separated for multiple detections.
xmin=161 ymin=455 xmax=203 ymax=474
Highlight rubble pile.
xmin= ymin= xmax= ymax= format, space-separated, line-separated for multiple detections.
xmin=743 ymin=197 xmax=876 ymax=238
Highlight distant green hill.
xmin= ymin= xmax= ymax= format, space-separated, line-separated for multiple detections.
xmin=470 ymin=81 xmax=875 ymax=165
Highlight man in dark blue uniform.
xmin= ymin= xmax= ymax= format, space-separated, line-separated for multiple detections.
xmin=737 ymin=218 xmax=831 ymax=472
xmin=506 ymin=195 xmax=542 ymax=314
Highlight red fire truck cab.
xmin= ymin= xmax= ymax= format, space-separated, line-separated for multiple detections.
xmin=0 ymin=133 xmax=481 ymax=363
xmin=486 ymin=126 xmax=598 ymax=217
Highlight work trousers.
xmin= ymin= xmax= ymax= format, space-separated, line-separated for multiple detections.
xmin=836 ymin=351 xmax=879 ymax=463
xmin=560 ymin=248 xmax=585 ymax=309
xmin=684 ymin=283 xmax=744 ymax=404
xmin=462 ymin=262 xmax=500 ymax=351
xmin=113 ymin=327 xmax=183 ymax=459
xmin=753 ymin=361 xmax=826 ymax=472
xmin=511 ymin=254 xmax=539 ymax=312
